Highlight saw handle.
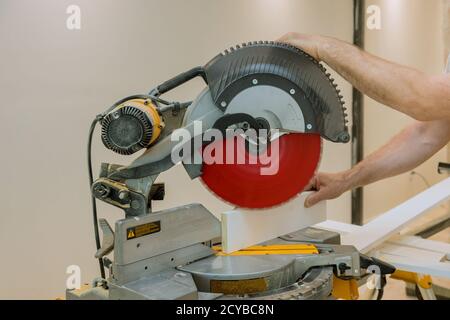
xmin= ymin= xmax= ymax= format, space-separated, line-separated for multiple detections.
xmin=156 ymin=66 xmax=206 ymax=95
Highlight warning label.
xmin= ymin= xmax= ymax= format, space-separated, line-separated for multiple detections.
xmin=126 ymin=221 xmax=161 ymax=240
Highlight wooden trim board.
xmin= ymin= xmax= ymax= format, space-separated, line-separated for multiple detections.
xmin=390 ymin=236 xmax=450 ymax=255
xmin=221 ymin=192 xmax=326 ymax=253
xmin=376 ymin=254 xmax=450 ymax=278
xmin=317 ymin=220 xmax=450 ymax=254
xmin=318 ymin=220 xmax=450 ymax=279
xmin=341 ymin=177 xmax=450 ymax=254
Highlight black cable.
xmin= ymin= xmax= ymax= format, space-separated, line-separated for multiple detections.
xmin=105 ymin=93 xmax=190 ymax=114
xmin=103 ymin=94 xmax=155 ymax=114
xmin=149 ymin=95 xmax=173 ymax=105
xmin=88 ymin=115 xmax=106 ymax=279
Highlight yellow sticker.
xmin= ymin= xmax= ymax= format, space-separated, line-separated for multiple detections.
xmin=126 ymin=221 xmax=161 ymax=240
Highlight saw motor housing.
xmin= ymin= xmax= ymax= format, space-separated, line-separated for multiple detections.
xmin=101 ymin=99 xmax=164 ymax=155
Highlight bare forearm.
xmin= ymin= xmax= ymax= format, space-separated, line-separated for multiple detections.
xmin=344 ymin=120 xmax=450 ymax=189
xmin=317 ymin=37 xmax=450 ymax=121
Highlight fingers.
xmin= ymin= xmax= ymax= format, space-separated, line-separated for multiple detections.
xmin=277 ymin=32 xmax=297 ymax=42
xmin=304 ymin=176 xmax=318 ymax=192
xmin=276 ymin=33 xmax=321 ymax=61
xmin=304 ymin=191 xmax=324 ymax=208
xmin=277 ymin=34 xmax=288 ymax=42
xmin=304 ymin=174 xmax=326 ymax=208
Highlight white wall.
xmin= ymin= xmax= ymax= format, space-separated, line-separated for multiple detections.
xmin=363 ymin=0 xmax=449 ymax=222
xmin=0 ymin=0 xmax=353 ymax=299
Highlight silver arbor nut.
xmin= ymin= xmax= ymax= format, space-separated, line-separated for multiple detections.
xmin=118 ymin=190 xmax=129 ymax=200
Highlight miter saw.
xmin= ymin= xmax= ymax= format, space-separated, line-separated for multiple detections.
xmin=68 ymin=42 xmax=395 ymax=300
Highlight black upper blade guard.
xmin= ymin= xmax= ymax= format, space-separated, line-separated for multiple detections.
xmin=203 ymin=41 xmax=350 ymax=143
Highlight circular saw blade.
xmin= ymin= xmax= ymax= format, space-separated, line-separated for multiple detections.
xmin=200 ymin=133 xmax=322 ymax=209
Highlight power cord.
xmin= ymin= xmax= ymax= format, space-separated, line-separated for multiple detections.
xmin=88 ymin=114 xmax=106 ymax=279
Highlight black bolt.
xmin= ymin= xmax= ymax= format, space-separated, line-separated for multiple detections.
xmin=94 ymin=184 xmax=110 ymax=198
xmin=338 ymin=263 xmax=351 ymax=274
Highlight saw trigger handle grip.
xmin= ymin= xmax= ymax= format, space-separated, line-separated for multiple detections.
xmin=156 ymin=66 xmax=206 ymax=95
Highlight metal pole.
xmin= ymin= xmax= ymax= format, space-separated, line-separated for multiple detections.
xmin=352 ymin=0 xmax=365 ymax=225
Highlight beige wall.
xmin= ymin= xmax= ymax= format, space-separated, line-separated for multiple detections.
xmin=0 ymin=0 xmax=353 ymax=299
xmin=443 ymin=0 xmax=450 ymax=58
xmin=363 ymin=0 xmax=449 ymax=221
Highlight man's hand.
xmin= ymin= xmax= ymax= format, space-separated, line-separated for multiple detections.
xmin=304 ymin=172 xmax=352 ymax=208
xmin=277 ymin=32 xmax=326 ymax=61
xmin=280 ymin=32 xmax=450 ymax=121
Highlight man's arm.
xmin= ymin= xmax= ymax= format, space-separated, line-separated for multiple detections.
xmin=304 ymin=120 xmax=450 ymax=207
xmin=279 ymin=33 xmax=450 ymax=121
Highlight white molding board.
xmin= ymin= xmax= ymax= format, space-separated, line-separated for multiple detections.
xmin=376 ymin=255 xmax=450 ymax=278
xmin=316 ymin=220 xmax=360 ymax=234
xmin=317 ymin=220 xmax=450 ymax=279
xmin=375 ymin=243 xmax=450 ymax=278
xmin=342 ymin=177 xmax=450 ymax=254
xmin=221 ymin=192 xmax=326 ymax=253
xmin=390 ymin=236 xmax=450 ymax=254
